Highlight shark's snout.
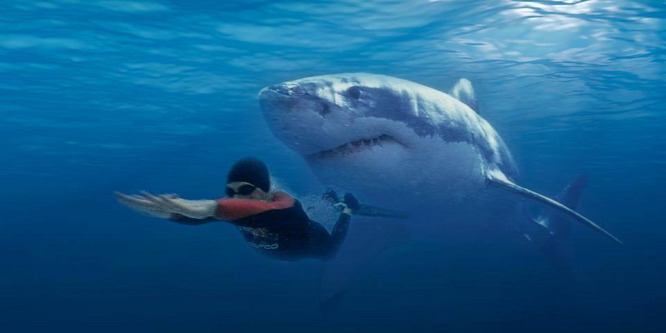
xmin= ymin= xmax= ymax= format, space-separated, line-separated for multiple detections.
xmin=259 ymin=75 xmax=414 ymax=158
xmin=259 ymin=81 xmax=334 ymax=156
xmin=260 ymin=82 xmax=311 ymax=100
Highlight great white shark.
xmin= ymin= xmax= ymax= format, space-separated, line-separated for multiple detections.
xmin=258 ymin=73 xmax=621 ymax=302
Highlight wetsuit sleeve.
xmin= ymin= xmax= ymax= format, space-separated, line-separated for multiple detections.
xmin=307 ymin=211 xmax=352 ymax=260
xmin=326 ymin=212 xmax=351 ymax=258
xmin=214 ymin=192 xmax=295 ymax=221
xmin=331 ymin=212 xmax=351 ymax=240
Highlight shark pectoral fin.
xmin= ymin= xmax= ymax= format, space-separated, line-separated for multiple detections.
xmin=486 ymin=171 xmax=622 ymax=245
xmin=355 ymin=204 xmax=410 ymax=219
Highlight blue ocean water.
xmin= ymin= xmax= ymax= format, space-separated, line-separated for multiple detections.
xmin=1 ymin=0 xmax=665 ymax=331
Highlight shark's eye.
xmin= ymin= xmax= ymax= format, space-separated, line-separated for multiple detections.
xmin=347 ymin=86 xmax=361 ymax=100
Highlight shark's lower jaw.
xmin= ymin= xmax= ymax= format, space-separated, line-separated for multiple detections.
xmin=305 ymin=134 xmax=403 ymax=160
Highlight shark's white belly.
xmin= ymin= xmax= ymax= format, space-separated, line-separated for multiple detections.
xmin=306 ymin=138 xmax=516 ymax=233
xmin=309 ymin=139 xmax=483 ymax=198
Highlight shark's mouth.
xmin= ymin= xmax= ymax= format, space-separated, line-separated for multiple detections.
xmin=306 ymin=134 xmax=403 ymax=159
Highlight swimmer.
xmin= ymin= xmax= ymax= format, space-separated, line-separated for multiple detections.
xmin=116 ymin=157 xmax=360 ymax=261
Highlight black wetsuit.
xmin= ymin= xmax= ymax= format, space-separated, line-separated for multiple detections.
xmin=171 ymin=194 xmax=350 ymax=261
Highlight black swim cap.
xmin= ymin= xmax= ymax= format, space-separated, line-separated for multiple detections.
xmin=226 ymin=157 xmax=270 ymax=192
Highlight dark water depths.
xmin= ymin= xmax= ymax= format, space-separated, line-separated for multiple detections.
xmin=1 ymin=0 xmax=665 ymax=331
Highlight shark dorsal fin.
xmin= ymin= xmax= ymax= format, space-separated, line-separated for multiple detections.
xmin=450 ymin=78 xmax=478 ymax=113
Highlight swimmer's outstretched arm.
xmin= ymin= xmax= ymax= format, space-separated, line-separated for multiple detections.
xmin=115 ymin=191 xmax=218 ymax=220
xmin=115 ymin=192 xmax=175 ymax=218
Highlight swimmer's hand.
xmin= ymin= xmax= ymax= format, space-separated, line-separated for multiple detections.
xmin=115 ymin=191 xmax=176 ymax=218
xmin=115 ymin=191 xmax=217 ymax=219
xmin=333 ymin=193 xmax=360 ymax=215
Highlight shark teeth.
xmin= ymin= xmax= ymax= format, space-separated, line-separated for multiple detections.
xmin=307 ymin=134 xmax=400 ymax=159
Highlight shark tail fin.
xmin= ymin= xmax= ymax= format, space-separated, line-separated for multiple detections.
xmin=450 ymin=78 xmax=478 ymax=113
xmin=487 ymin=170 xmax=622 ymax=245
xmin=544 ymin=174 xmax=588 ymax=237
xmin=527 ymin=175 xmax=588 ymax=273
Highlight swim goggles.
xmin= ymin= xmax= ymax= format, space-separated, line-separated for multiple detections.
xmin=226 ymin=183 xmax=257 ymax=197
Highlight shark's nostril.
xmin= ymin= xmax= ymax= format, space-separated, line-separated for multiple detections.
xmin=271 ymin=85 xmax=290 ymax=95
xmin=319 ymin=103 xmax=331 ymax=116
xmin=271 ymin=84 xmax=307 ymax=97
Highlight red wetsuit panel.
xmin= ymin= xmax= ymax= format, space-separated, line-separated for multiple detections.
xmin=214 ymin=191 xmax=295 ymax=221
